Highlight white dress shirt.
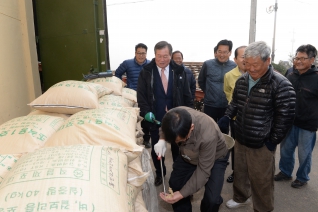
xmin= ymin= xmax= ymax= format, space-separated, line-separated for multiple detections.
xmin=157 ymin=65 xmax=169 ymax=82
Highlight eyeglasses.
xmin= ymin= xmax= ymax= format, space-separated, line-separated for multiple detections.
xmin=136 ymin=52 xmax=146 ymax=55
xmin=293 ymin=57 xmax=310 ymax=62
xmin=217 ymin=51 xmax=230 ymax=55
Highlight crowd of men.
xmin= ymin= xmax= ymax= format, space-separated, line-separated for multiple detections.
xmin=115 ymin=40 xmax=318 ymax=212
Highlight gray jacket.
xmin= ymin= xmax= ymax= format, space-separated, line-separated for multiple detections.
xmin=198 ymin=59 xmax=236 ymax=108
xmin=159 ymin=106 xmax=228 ymax=197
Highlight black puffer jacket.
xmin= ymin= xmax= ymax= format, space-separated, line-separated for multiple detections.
xmin=225 ymin=66 xmax=296 ymax=148
xmin=137 ymin=59 xmax=193 ymax=118
xmin=287 ymin=65 xmax=318 ymax=131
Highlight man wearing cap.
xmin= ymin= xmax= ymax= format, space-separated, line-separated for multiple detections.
xmin=155 ymin=106 xmax=230 ymax=211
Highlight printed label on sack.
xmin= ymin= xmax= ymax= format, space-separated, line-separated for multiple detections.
xmin=0 ymin=145 xmax=128 ymax=211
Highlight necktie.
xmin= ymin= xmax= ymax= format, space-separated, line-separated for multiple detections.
xmin=161 ymin=68 xmax=168 ymax=94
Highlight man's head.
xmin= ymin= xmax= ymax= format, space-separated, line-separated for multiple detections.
xmin=172 ymin=50 xmax=184 ymax=65
xmin=135 ymin=43 xmax=147 ymax=65
xmin=216 ymin=40 xmax=233 ymax=63
xmin=161 ymin=108 xmax=194 ymax=146
xmin=154 ymin=41 xmax=172 ymax=69
xmin=244 ymin=41 xmax=271 ymax=80
xmin=214 ymin=46 xmax=217 ymax=58
xmin=293 ymin=44 xmax=317 ymax=74
xmin=234 ymin=46 xmax=247 ymax=72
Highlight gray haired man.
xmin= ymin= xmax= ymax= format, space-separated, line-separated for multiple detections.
xmin=218 ymin=41 xmax=296 ymax=211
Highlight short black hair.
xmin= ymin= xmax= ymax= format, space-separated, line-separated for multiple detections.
xmin=296 ymin=44 xmax=317 ymax=59
xmin=172 ymin=50 xmax=183 ymax=59
xmin=217 ymin=39 xmax=233 ymax=52
xmin=214 ymin=46 xmax=218 ymax=54
xmin=161 ymin=108 xmax=192 ymax=144
xmin=234 ymin=46 xmax=247 ymax=58
xmin=154 ymin=41 xmax=173 ymax=55
xmin=135 ymin=43 xmax=147 ymax=52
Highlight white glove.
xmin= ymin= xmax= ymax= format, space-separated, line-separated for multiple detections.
xmin=154 ymin=139 xmax=167 ymax=158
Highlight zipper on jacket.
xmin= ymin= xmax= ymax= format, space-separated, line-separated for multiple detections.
xmin=241 ymin=97 xmax=249 ymax=144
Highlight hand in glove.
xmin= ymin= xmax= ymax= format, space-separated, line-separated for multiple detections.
xmin=265 ymin=141 xmax=277 ymax=151
xmin=217 ymin=116 xmax=230 ymax=134
xmin=154 ymin=139 xmax=167 ymax=159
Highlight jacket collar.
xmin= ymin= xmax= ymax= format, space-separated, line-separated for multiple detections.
xmin=134 ymin=57 xmax=148 ymax=66
xmin=293 ymin=65 xmax=317 ymax=76
xmin=232 ymin=66 xmax=242 ymax=77
xmin=215 ymin=58 xmax=231 ymax=65
xmin=243 ymin=64 xmax=274 ymax=84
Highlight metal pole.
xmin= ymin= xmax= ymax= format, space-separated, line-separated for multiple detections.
xmin=94 ymin=0 xmax=101 ymax=72
xmin=271 ymin=0 xmax=278 ymax=62
xmin=103 ymin=0 xmax=111 ymax=70
xmin=291 ymin=29 xmax=295 ymax=55
xmin=249 ymin=0 xmax=257 ymax=44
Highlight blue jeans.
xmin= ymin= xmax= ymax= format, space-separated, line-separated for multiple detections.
xmin=279 ymin=125 xmax=316 ymax=182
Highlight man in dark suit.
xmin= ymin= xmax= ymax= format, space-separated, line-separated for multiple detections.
xmin=137 ymin=41 xmax=193 ymax=186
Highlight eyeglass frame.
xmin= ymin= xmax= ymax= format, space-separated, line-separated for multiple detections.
xmin=135 ymin=52 xmax=147 ymax=56
xmin=217 ymin=50 xmax=230 ymax=55
xmin=293 ymin=57 xmax=311 ymax=62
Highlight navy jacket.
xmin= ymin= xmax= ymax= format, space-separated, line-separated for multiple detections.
xmin=137 ymin=59 xmax=193 ymax=121
xmin=115 ymin=58 xmax=150 ymax=90
xmin=184 ymin=66 xmax=196 ymax=100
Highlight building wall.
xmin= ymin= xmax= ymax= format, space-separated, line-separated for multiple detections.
xmin=0 ymin=0 xmax=41 ymax=124
xmin=35 ymin=0 xmax=107 ymax=91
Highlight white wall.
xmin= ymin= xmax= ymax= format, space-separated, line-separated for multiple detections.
xmin=0 ymin=0 xmax=41 ymax=124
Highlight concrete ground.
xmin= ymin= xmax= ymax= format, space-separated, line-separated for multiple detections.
xmin=148 ymin=133 xmax=318 ymax=212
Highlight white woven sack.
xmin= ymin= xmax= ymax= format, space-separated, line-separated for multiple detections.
xmin=98 ymin=94 xmax=134 ymax=108
xmin=28 ymin=109 xmax=70 ymax=120
xmin=0 ymin=154 xmax=22 ymax=184
xmin=128 ymin=156 xmax=149 ymax=187
xmin=89 ymin=76 xmax=123 ymax=96
xmin=28 ymin=80 xmax=112 ymax=114
xmin=0 ymin=145 xmax=129 ymax=212
xmin=122 ymin=88 xmax=137 ymax=103
xmin=127 ymin=183 xmax=142 ymax=212
xmin=44 ymin=108 xmax=142 ymax=152
xmin=135 ymin=190 xmax=148 ymax=212
xmin=0 ymin=115 xmax=64 ymax=154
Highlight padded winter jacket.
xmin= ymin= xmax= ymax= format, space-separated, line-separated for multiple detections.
xmin=198 ymin=59 xmax=236 ymax=108
xmin=287 ymin=65 xmax=318 ymax=131
xmin=115 ymin=58 xmax=149 ymax=90
xmin=225 ymin=65 xmax=296 ymax=148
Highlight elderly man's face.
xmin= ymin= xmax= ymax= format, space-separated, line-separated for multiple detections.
xmin=155 ymin=46 xmax=171 ymax=69
xmin=234 ymin=47 xmax=246 ymax=72
xmin=244 ymin=56 xmax=271 ymax=80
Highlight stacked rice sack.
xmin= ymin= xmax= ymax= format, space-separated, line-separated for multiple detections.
xmin=0 ymin=78 xmax=151 ymax=211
